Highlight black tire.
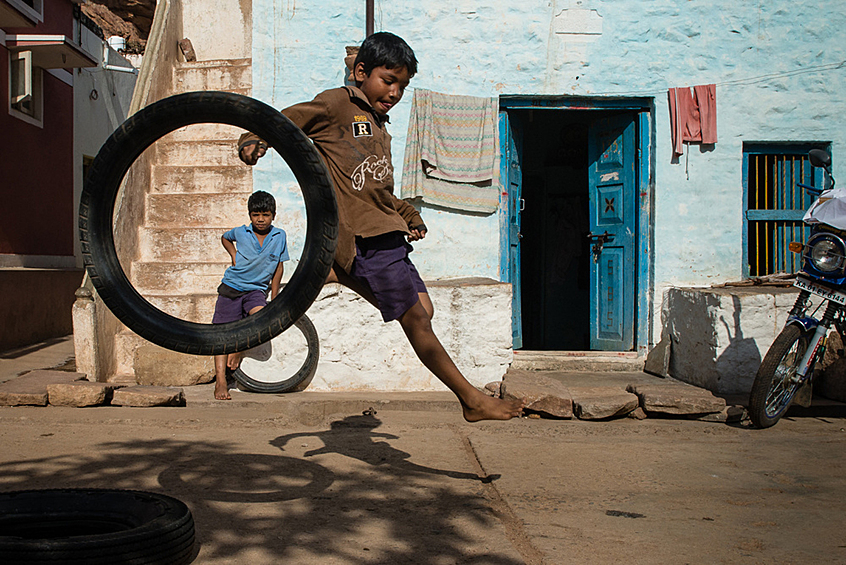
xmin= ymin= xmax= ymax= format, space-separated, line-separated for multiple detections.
xmin=748 ymin=324 xmax=811 ymax=428
xmin=232 ymin=313 xmax=319 ymax=393
xmin=0 ymin=489 xmax=194 ymax=564
xmin=79 ymin=91 xmax=337 ymax=355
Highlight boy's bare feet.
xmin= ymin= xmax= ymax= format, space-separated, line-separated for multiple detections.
xmin=461 ymin=394 xmax=525 ymax=422
xmin=214 ymin=379 xmax=231 ymax=400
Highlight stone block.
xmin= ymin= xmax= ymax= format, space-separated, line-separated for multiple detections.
xmin=501 ymin=369 xmax=573 ymax=419
xmin=688 ymin=405 xmax=745 ymax=423
xmin=570 ymin=386 xmax=640 ymax=420
xmin=627 ymin=407 xmax=648 ymax=420
xmin=663 ymin=286 xmax=810 ymax=395
xmin=133 ymin=346 xmax=214 ymax=387
xmin=112 ymin=386 xmax=186 ymax=407
xmin=627 ymin=383 xmax=726 ymax=415
xmin=308 ymin=280 xmax=512 ymax=391
xmin=484 ymin=381 xmax=501 ymax=397
xmin=0 ymin=371 xmax=86 ymax=406
xmin=644 ymin=335 xmax=671 ymax=378
xmin=47 ymin=382 xmax=121 ymax=407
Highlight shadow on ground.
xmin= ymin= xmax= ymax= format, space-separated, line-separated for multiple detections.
xmin=0 ymin=414 xmax=520 ymax=564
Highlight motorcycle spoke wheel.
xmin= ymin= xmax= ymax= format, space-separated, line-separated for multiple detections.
xmin=748 ymin=324 xmax=810 ymax=428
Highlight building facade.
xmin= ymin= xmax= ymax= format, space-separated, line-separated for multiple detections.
xmin=0 ymin=0 xmax=135 ymax=351
xmin=248 ymin=0 xmax=845 ymax=361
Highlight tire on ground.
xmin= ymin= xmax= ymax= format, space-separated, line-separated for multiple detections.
xmin=0 ymin=489 xmax=195 ymax=564
xmin=233 ymin=313 xmax=320 ymax=393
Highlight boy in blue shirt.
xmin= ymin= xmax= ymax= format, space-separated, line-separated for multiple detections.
xmin=212 ymin=191 xmax=289 ymax=400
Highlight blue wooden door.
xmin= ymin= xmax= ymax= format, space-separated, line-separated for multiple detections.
xmin=499 ymin=111 xmax=523 ymax=349
xmin=588 ymin=114 xmax=637 ymax=350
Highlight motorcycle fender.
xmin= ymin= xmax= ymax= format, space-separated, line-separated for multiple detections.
xmin=787 ymin=316 xmax=819 ymax=332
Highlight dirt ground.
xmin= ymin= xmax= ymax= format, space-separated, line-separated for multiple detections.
xmin=1 ymin=387 xmax=845 ymax=565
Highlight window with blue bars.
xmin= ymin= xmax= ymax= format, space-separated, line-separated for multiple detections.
xmin=743 ymin=143 xmax=830 ymax=277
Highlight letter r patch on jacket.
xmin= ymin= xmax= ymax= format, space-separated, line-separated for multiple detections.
xmin=352 ymin=121 xmax=373 ymax=137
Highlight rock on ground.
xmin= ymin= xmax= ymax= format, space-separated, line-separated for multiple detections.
xmin=501 ymin=369 xmax=573 ymax=419
xmin=570 ymin=386 xmax=640 ymax=420
xmin=627 ymin=383 xmax=726 ymax=415
xmin=47 ymin=382 xmax=122 ymax=407
xmin=112 ymin=386 xmax=186 ymax=407
xmin=0 ymin=371 xmax=85 ymax=406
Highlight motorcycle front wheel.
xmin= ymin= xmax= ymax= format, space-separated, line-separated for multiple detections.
xmin=748 ymin=324 xmax=812 ymax=428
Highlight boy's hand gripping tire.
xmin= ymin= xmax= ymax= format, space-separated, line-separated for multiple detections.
xmin=79 ymin=92 xmax=337 ymax=355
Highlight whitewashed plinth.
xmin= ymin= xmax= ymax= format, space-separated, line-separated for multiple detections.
xmin=290 ymin=278 xmax=514 ymax=391
xmin=663 ymin=286 xmax=817 ymax=395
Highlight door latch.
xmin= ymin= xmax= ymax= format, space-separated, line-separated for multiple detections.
xmin=587 ymin=231 xmax=614 ymax=263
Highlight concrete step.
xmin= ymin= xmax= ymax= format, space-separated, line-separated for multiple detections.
xmin=173 ymin=58 xmax=251 ymax=92
xmin=146 ymin=192 xmax=249 ymax=227
xmin=512 ymin=350 xmax=646 ymax=372
xmin=113 ymin=293 xmax=217 ymax=378
xmin=164 ymin=123 xmax=248 ymax=142
xmin=132 ymin=262 xmax=227 ymax=295
xmin=154 ymin=140 xmax=242 ymax=167
xmin=146 ymin=293 xmax=218 ymax=322
xmin=151 ymin=165 xmax=252 ymax=194
xmin=139 ymin=227 xmax=229 ymax=262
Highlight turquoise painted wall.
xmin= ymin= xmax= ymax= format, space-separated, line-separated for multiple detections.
xmin=251 ymin=0 xmax=846 ymax=294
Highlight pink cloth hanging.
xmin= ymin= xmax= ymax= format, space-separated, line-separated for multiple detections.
xmin=668 ymin=84 xmax=717 ymax=157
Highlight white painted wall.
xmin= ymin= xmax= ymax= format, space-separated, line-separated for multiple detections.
xmin=181 ymin=0 xmax=250 ymax=61
xmin=248 ymin=0 xmax=846 ymax=355
xmin=73 ymin=25 xmax=137 ymax=268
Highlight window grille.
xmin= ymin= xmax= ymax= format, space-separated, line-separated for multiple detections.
xmin=744 ymin=144 xmax=828 ymax=277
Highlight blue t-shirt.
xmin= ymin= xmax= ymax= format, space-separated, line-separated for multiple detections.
xmin=220 ymin=224 xmax=289 ymax=292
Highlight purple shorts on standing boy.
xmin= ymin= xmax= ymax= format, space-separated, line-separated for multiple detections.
xmin=212 ymin=290 xmax=267 ymax=324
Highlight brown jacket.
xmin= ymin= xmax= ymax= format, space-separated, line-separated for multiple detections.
xmin=238 ymin=86 xmax=424 ymax=273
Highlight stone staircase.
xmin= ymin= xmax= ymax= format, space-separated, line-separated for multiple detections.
xmin=111 ymin=59 xmax=253 ymax=382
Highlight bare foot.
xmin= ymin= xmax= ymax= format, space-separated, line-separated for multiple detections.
xmin=227 ymin=352 xmax=243 ymax=371
xmin=462 ymin=394 xmax=524 ymax=422
xmin=214 ymin=380 xmax=231 ymax=400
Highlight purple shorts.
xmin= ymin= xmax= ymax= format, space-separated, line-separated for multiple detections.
xmin=212 ymin=290 xmax=268 ymax=324
xmin=350 ymin=232 xmax=428 ymax=322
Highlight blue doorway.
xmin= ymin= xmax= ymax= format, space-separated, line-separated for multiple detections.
xmin=499 ymin=98 xmax=652 ymax=352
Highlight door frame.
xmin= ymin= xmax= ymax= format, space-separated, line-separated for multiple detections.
xmin=498 ymin=96 xmax=655 ymax=354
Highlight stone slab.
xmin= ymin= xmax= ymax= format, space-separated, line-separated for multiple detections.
xmin=627 ymin=383 xmax=726 ymax=415
xmin=112 ymin=386 xmax=186 ymax=407
xmin=133 ymin=345 xmax=214 ymax=387
xmin=570 ymin=386 xmax=640 ymax=420
xmin=0 ymin=370 xmax=86 ymax=406
xmin=501 ymin=369 xmax=573 ymax=419
xmin=47 ymin=382 xmax=122 ymax=407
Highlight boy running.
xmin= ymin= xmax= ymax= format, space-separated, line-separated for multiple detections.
xmin=238 ymin=32 xmax=523 ymax=421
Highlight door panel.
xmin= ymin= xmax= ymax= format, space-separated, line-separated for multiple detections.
xmin=588 ymin=114 xmax=636 ymax=350
xmin=499 ymin=111 xmax=523 ymax=349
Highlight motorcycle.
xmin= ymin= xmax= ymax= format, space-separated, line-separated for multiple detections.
xmin=748 ymin=149 xmax=843 ymax=428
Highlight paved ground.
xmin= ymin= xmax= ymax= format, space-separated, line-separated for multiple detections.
xmin=2 ymin=338 xmax=846 ymax=564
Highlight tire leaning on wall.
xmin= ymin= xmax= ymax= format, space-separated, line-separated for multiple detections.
xmin=232 ymin=313 xmax=320 ymax=393
xmin=79 ymin=91 xmax=338 ymax=356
